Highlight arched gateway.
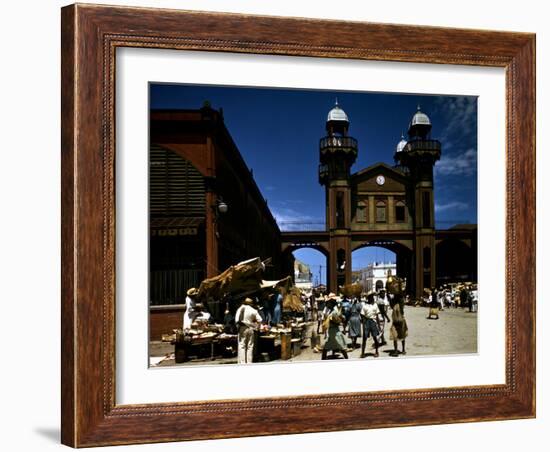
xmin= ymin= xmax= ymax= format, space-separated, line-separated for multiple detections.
xmin=281 ymin=102 xmax=477 ymax=298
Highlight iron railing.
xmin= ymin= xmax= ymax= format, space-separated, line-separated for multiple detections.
xmin=278 ymin=221 xmax=326 ymax=232
xmin=150 ymin=269 xmax=204 ymax=306
xmin=404 ymin=139 xmax=441 ymax=152
xmin=319 ymin=135 xmax=358 ymax=153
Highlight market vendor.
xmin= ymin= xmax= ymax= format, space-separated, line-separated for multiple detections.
xmin=185 ymin=287 xmax=198 ymax=309
xmin=183 ymin=301 xmax=210 ymax=330
xmin=235 ymin=297 xmax=262 ymax=364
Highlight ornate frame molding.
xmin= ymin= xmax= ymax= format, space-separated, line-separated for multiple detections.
xmin=61 ymin=4 xmax=535 ymax=447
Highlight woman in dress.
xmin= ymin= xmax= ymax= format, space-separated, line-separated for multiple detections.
xmin=321 ymin=294 xmax=349 ymax=359
xmin=347 ymin=297 xmax=362 ymax=349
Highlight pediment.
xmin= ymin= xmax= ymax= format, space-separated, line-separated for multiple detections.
xmin=351 ymin=162 xmax=408 ymax=193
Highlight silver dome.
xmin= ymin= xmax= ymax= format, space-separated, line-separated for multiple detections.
xmin=396 ymin=135 xmax=408 ymax=153
xmin=327 ymin=101 xmax=349 ymax=122
xmin=410 ymin=106 xmax=431 ymax=127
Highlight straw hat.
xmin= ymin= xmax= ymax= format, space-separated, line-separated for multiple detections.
xmin=365 ymin=290 xmax=376 ymax=302
xmin=243 ymin=297 xmax=255 ymax=305
xmin=187 ymin=287 xmax=198 ymax=297
xmin=327 ymin=292 xmax=337 ymax=300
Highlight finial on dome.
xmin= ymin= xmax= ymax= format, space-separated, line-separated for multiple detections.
xmin=408 ymin=105 xmax=432 ymax=139
xmin=335 ymin=97 xmax=339 ymax=106
xmin=326 ymin=101 xmax=349 ymax=123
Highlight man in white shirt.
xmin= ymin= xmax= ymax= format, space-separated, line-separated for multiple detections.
xmin=361 ymin=293 xmax=381 ymax=358
xmin=235 ymin=297 xmax=263 ymax=364
xmin=182 ymin=287 xmax=199 ymax=330
xmin=183 ymin=303 xmax=210 ymax=330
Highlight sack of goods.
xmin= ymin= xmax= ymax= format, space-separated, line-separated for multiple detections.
xmin=386 ymin=275 xmax=406 ymax=295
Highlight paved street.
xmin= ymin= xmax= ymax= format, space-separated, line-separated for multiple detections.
xmin=292 ymin=305 xmax=477 ymax=362
xmin=150 ymin=306 xmax=477 ymax=366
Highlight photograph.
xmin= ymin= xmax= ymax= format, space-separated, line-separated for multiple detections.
xmin=148 ymin=84 xmax=479 ymax=367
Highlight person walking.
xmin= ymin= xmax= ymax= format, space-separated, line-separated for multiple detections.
xmin=389 ymin=295 xmax=408 ymax=356
xmin=340 ymin=296 xmax=351 ymax=333
xmin=376 ymin=290 xmax=390 ymax=345
xmin=271 ymin=291 xmax=282 ymax=325
xmin=347 ymin=297 xmax=362 ymax=349
xmin=427 ymin=297 xmax=440 ymax=319
xmin=235 ymin=297 xmax=262 ymax=364
xmin=361 ymin=292 xmax=381 ymax=358
xmin=322 ymin=294 xmax=349 ymax=360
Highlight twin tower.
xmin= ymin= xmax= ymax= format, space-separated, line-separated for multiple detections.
xmin=317 ymin=101 xmax=441 ymax=296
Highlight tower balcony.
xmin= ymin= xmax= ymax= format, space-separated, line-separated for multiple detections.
xmin=319 ymin=136 xmax=358 ymax=162
xmin=395 ymin=139 xmax=441 ymax=167
xmin=403 ymin=139 xmax=441 ymax=154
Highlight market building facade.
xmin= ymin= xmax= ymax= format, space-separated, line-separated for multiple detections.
xmin=281 ymin=102 xmax=477 ymax=297
xmin=149 ymin=106 xmax=285 ymax=339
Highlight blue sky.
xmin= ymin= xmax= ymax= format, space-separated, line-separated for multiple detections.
xmin=151 ymin=84 xmax=478 ymax=284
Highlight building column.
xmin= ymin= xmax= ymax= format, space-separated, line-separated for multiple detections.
xmin=205 ymin=136 xmax=218 ymax=278
xmin=368 ymin=195 xmax=375 ymax=224
xmin=388 ymin=195 xmax=395 ymax=224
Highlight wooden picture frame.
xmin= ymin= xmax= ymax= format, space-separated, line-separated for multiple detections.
xmin=61 ymin=3 xmax=535 ymax=447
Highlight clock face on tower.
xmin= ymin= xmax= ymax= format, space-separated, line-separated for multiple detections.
xmin=376 ymin=175 xmax=386 ymax=186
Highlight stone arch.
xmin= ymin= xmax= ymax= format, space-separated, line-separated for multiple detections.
xmin=351 ymin=239 xmax=413 ymax=294
xmin=281 ymin=244 xmax=330 ymax=288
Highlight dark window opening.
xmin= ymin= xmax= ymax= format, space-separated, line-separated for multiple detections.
xmin=336 ymin=192 xmax=345 ymax=228
xmin=337 ymin=248 xmax=346 ymax=272
xmin=395 ymin=202 xmax=406 ymax=223
xmin=422 ymin=192 xmax=431 ymax=227
xmin=356 ymin=201 xmax=367 ymax=222
xmin=423 ymin=246 xmax=431 ymax=268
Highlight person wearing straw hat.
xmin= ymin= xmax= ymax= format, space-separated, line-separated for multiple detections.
xmin=182 ymin=287 xmax=199 ymax=330
xmin=321 ymin=294 xmax=349 ymax=360
xmin=235 ymin=297 xmax=262 ymax=364
xmin=186 ymin=287 xmax=198 ymax=302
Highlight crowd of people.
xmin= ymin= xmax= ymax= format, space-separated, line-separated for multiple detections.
xmin=180 ymin=279 xmax=476 ymax=364
xmin=314 ymin=289 xmax=408 ymax=359
xmin=422 ymin=284 xmax=478 ymax=320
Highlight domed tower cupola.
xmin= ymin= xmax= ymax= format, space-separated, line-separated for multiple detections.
xmin=393 ymin=133 xmax=409 ymax=171
xmin=318 ymin=99 xmax=358 ymax=185
xmin=408 ymin=105 xmax=432 ymax=140
xmin=326 ymin=99 xmax=350 ymax=136
xmin=396 ymin=133 xmax=408 ymax=153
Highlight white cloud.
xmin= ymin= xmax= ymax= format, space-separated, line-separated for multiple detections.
xmin=435 ymin=148 xmax=477 ymax=176
xmin=434 ymin=96 xmax=477 ymax=144
xmin=435 ymin=201 xmax=469 ymax=213
xmin=271 ymin=207 xmax=323 ymax=231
